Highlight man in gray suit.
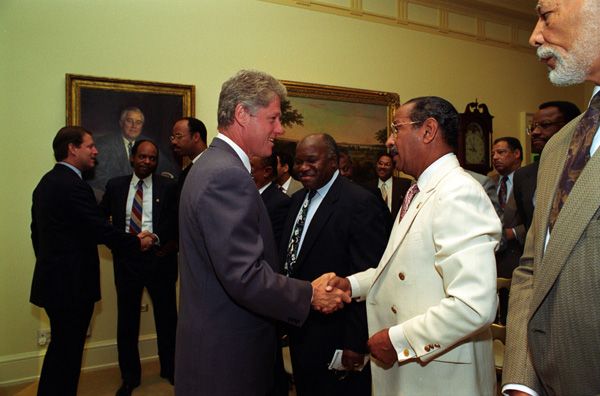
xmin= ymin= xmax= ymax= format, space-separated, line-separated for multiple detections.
xmin=175 ymin=70 xmax=350 ymax=396
xmin=503 ymin=1 xmax=600 ymax=395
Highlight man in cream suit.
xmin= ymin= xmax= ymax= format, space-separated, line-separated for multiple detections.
xmin=503 ymin=1 xmax=600 ymax=395
xmin=328 ymin=96 xmax=501 ymax=395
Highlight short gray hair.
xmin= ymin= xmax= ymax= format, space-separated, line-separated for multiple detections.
xmin=217 ymin=70 xmax=287 ymax=128
xmin=119 ymin=106 xmax=145 ymax=125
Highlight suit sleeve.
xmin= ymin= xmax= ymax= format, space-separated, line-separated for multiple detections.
xmin=395 ymin=179 xmax=500 ymax=363
xmin=72 ymin=178 xmax=139 ymax=253
xmin=343 ymin=192 xmax=391 ymax=353
xmin=200 ymin=166 xmax=312 ymax=326
xmin=502 ymin=226 xmax=542 ymax=393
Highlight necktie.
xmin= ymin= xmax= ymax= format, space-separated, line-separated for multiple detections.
xmin=127 ymin=141 xmax=133 ymax=158
xmin=498 ymin=176 xmax=508 ymax=209
xmin=399 ymin=184 xmax=419 ymax=222
xmin=380 ymin=182 xmax=388 ymax=205
xmin=284 ymin=190 xmax=316 ymax=276
xmin=129 ymin=180 xmax=143 ymax=234
xmin=548 ymin=93 xmax=600 ymax=231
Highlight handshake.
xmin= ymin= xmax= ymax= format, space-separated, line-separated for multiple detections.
xmin=137 ymin=230 xmax=158 ymax=252
xmin=311 ymin=272 xmax=352 ymax=314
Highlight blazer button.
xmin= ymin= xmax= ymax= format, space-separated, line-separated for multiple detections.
xmin=391 ymin=305 xmax=397 ymax=314
xmin=403 ymin=348 xmax=410 ymax=357
xmin=398 ymin=272 xmax=405 ymax=280
xmin=424 ymin=345 xmax=431 ymax=352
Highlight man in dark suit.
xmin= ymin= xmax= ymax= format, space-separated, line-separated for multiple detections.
xmin=281 ymin=134 xmax=391 ymax=396
xmin=88 ymin=107 xmax=179 ymax=199
xmin=491 ymin=137 xmax=523 ymax=279
xmin=368 ymin=152 xmax=412 ymax=220
xmin=250 ymin=153 xmax=291 ymax=246
xmin=170 ymin=117 xmax=207 ymax=192
xmin=175 ymin=70 xmax=350 ymax=396
xmin=30 ymin=126 xmax=153 ymax=396
xmin=513 ymin=101 xmax=581 ymax=235
xmin=100 ymin=140 xmax=179 ymax=396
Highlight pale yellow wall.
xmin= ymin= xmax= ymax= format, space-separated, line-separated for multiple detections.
xmin=0 ymin=0 xmax=589 ymax=384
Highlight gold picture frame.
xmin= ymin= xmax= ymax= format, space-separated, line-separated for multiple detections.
xmin=278 ymin=80 xmax=400 ymax=185
xmin=65 ymin=74 xmax=195 ymax=196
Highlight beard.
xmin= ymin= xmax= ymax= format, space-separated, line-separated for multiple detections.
xmin=537 ymin=1 xmax=600 ymax=86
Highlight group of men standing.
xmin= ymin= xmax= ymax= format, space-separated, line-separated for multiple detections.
xmin=30 ymin=1 xmax=600 ymax=395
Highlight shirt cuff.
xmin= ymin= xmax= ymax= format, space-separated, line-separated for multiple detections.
xmin=388 ymin=324 xmax=416 ymax=362
xmin=502 ymin=384 xmax=539 ymax=396
xmin=347 ymin=275 xmax=360 ymax=298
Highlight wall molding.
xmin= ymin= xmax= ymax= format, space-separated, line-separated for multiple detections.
xmin=0 ymin=334 xmax=158 ymax=387
xmin=261 ymin=0 xmax=537 ymax=53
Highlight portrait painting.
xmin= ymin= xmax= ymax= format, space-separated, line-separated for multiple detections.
xmin=277 ymin=80 xmax=399 ymax=186
xmin=66 ymin=74 xmax=195 ymax=200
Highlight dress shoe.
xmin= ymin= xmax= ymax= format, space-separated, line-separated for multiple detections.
xmin=115 ymin=382 xmax=136 ymax=396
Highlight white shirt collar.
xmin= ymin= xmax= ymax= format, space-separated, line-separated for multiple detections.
xmin=416 ymin=152 xmax=455 ymax=190
xmin=215 ymin=133 xmax=251 ymax=173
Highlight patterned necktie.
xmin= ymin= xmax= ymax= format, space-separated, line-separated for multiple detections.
xmin=129 ymin=180 xmax=143 ymax=234
xmin=498 ymin=176 xmax=508 ymax=209
xmin=380 ymin=182 xmax=388 ymax=205
xmin=548 ymin=93 xmax=600 ymax=231
xmin=399 ymin=184 xmax=419 ymax=222
xmin=284 ymin=190 xmax=316 ymax=276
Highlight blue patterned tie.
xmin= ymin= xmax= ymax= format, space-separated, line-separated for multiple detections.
xmin=284 ymin=190 xmax=316 ymax=276
xmin=129 ymin=180 xmax=143 ymax=234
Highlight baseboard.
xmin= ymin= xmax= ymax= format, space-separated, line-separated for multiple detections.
xmin=0 ymin=334 xmax=158 ymax=387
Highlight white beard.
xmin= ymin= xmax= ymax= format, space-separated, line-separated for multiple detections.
xmin=537 ymin=1 xmax=600 ymax=86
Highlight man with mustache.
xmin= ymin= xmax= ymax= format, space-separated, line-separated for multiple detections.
xmin=503 ymin=1 xmax=600 ymax=394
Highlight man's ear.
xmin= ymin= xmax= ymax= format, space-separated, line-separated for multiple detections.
xmin=234 ymin=103 xmax=250 ymax=126
xmin=422 ymin=118 xmax=439 ymax=144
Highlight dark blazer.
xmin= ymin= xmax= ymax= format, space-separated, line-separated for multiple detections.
xmin=100 ymin=173 xmax=179 ymax=276
xmin=261 ymin=182 xmax=291 ymax=247
xmin=367 ymin=176 xmax=412 ymax=220
xmin=513 ymin=161 xmax=539 ymax=234
xmin=30 ymin=163 xmax=139 ymax=307
xmin=280 ymin=175 xmax=391 ymax=393
xmin=87 ymin=133 xmax=180 ymax=199
xmin=175 ymin=138 xmax=312 ymax=396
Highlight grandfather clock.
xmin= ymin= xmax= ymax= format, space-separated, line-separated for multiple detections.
xmin=457 ymin=101 xmax=494 ymax=174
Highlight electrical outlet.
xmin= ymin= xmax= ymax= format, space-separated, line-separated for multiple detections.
xmin=37 ymin=329 xmax=51 ymax=346
xmin=140 ymin=304 xmax=149 ymax=312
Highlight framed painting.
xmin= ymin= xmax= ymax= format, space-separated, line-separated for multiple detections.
xmin=278 ymin=80 xmax=400 ymax=186
xmin=66 ymin=74 xmax=195 ymax=200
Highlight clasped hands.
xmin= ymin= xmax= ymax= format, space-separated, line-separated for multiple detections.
xmin=310 ymin=272 xmax=352 ymax=314
xmin=311 ymin=273 xmax=399 ymax=367
xmin=137 ymin=231 xmax=157 ymax=251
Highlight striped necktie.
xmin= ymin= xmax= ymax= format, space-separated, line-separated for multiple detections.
xmin=129 ymin=180 xmax=143 ymax=234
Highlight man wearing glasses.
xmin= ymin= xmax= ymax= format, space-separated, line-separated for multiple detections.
xmin=170 ymin=117 xmax=208 ymax=192
xmin=513 ymin=102 xmax=581 ymax=234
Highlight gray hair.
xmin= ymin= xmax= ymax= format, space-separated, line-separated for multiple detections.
xmin=119 ymin=106 xmax=145 ymax=125
xmin=217 ymin=70 xmax=287 ymax=128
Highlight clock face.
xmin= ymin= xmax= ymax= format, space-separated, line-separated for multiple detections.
xmin=465 ymin=122 xmax=486 ymax=165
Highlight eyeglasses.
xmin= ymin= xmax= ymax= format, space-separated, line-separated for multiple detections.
xmin=526 ymin=121 xmax=565 ymax=135
xmin=169 ymin=134 xmax=187 ymax=141
xmin=124 ymin=118 xmax=143 ymax=126
xmin=390 ymin=120 xmax=420 ymax=134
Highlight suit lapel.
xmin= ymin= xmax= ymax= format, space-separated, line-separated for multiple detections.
xmin=152 ymin=175 xmax=162 ymax=230
xmin=294 ymin=178 xmax=341 ymax=270
xmin=371 ymin=160 xmax=458 ymax=285
xmin=531 ymin=119 xmax=600 ymax=311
